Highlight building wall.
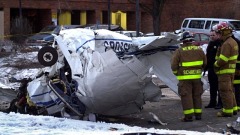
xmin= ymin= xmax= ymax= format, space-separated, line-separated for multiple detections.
xmin=0 ymin=10 xmax=3 ymax=38
xmin=3 ymin=8 xmax=10 ymax=36
xmin=126 ymin=11 xmax=135 ymax=31
xmin=0 ymin=0 xmax=150 ymax=35
xmin=1 ymin=0 xmax=240 ymax=35
xmin=141 ymin=12 xmax=153 ymax=33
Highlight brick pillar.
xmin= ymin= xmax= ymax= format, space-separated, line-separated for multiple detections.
xmin=95 ymin=9 xmax=102 ymax=24
xmin=138 ymin=11 xmax=142 ymax=32
xmin=141 ymin=12 xmax=153 ymax=33
xmin=127 ymin=11 xmax=135 ymax=31
xmin=4 ymin=7 xmax=10 ymax=36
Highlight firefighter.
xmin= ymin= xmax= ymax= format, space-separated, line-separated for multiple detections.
xmin=171 ymin=31 xmax=207 ymax=122
xmin=212 ymin=22 xmax=238 ymax=117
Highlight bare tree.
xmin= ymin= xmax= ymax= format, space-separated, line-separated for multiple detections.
xmin=128 ymin=0 xmax=166 ymax=35
xmin=10 ymin=17 xmax=32 ymax=44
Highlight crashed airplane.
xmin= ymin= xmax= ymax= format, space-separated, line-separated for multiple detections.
xmin=0 ymin=28 xmax=208 ymax=120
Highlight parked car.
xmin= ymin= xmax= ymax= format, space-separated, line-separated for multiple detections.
xmin=25 ymin=25 xmax=81 ymax=46
xmin=178 ymin=32 xmax=210 ymax=46
xmin=180 ymin=18 xmax=240 ymax=40
xmin=116 ymin=31 xmax=144 ymax=37
xmin=82 ymin=24 xmax=124 ymax=31
xmin=192 ymin=32 xmax=210 ymax=46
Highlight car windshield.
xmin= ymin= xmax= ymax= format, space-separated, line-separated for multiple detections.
xmin=229 ymin=21 xmax=240 ymax=30
xmin=40 ymin=25 xmax=57 ymax=33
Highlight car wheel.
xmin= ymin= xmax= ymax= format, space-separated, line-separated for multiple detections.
xmin=38 ymin=46 xmax=58 ymax=66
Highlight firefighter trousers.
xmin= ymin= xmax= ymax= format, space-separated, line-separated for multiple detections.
xmin=178 ymin=79 xmax=203 ymax=118
xmin=218 ymin=74 xmax=237 ymax=115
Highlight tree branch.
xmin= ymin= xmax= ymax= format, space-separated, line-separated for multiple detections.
xmin=128 ymin=0 xmax=153 ymax=15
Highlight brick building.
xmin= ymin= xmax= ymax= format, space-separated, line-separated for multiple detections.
xmin=0 ymin=0 xmax=152 ymax=37
xmin=0 ymin=0 xmax=240 ymax=37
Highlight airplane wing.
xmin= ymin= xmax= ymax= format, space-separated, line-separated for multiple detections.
xmin=131 ymin=33 xmax=209 ymax=94
xmin=129 ymin=33 xmax=180 ymax=94
xmin=145 ymin=51 xmax=179 ymax=94
xmin=132 ymin=33 xmax=180 ymax=50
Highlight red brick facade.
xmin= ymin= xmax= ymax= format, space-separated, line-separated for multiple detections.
xmin=1 ymin=0 xmax=240 ymax=36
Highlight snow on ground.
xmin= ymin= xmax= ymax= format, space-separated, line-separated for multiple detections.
xmin=0 ymin=112 xmax=221 ymax=135
xmin=0 ymin=51 xmax=40 ymax=89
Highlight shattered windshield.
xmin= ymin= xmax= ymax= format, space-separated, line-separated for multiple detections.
xmin=229 ymin=21 xmax=240 ymax=30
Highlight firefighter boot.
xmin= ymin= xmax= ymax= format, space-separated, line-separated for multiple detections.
xmin=180 ymin=116 xmax=193 ymax=122
xmin=217 ymin=111 xmax=233 ymax=117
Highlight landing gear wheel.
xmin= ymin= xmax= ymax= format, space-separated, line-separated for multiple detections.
xmin=38 ymin=46 xmax=58 ymax=66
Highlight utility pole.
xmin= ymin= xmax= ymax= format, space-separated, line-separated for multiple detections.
xmin=136 ymin=0 xmax=140 ymax=37
xmin=108 ymin=0 xmax=111 ymax=30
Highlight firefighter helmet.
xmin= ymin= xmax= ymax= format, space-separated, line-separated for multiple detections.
xmin=212 ymin=22 xmax=232 ymax=32
xmin=180 ymin=31 xmax=194 ymax=42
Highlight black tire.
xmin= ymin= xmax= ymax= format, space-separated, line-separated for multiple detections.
xmin=38 ymin=46 xmax=58 ymax=67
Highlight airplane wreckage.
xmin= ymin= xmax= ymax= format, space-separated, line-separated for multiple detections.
xmin=0 ymin=28 xmax=209 ymax=121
